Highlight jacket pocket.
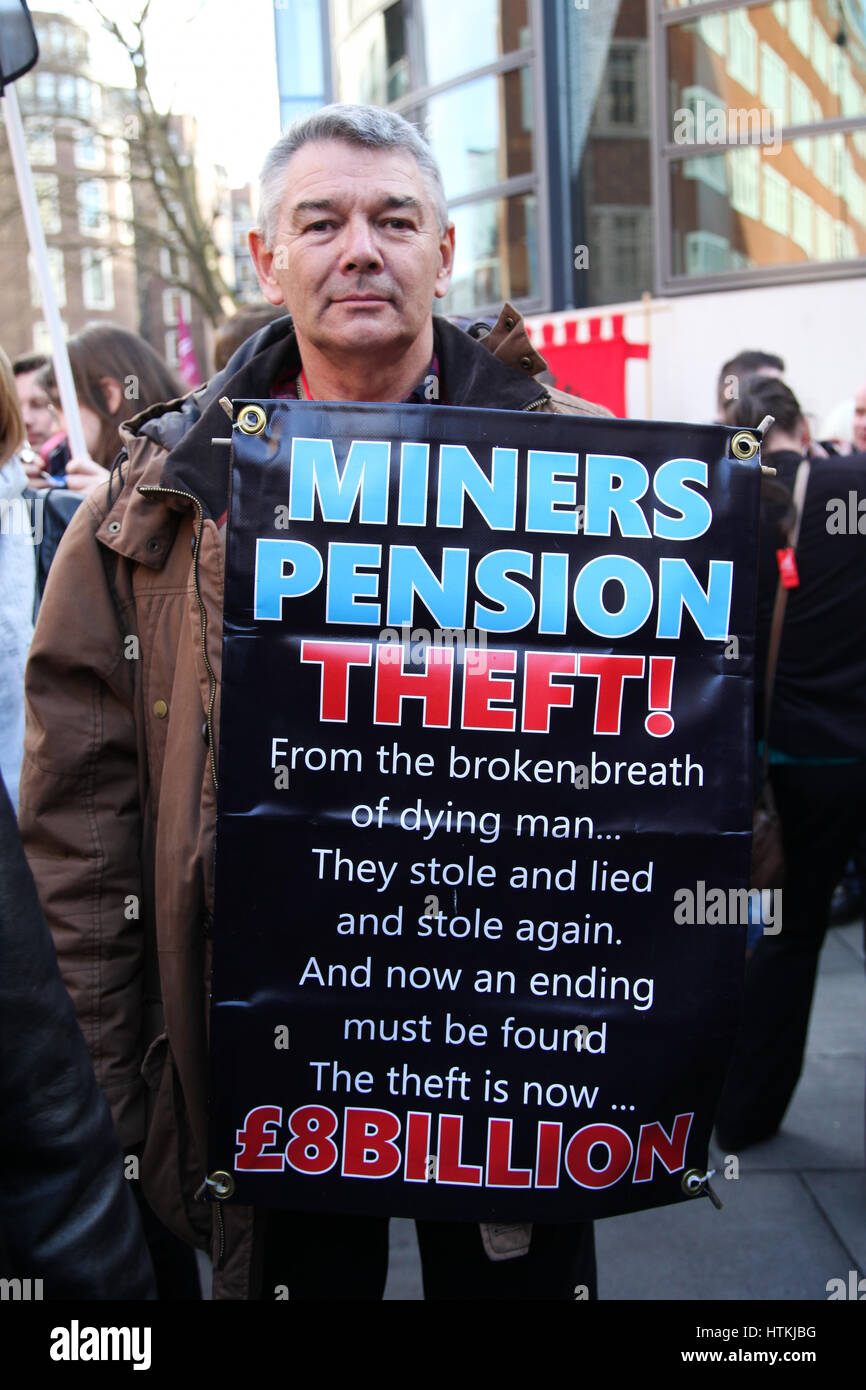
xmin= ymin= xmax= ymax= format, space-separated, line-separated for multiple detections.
xmin=141 ymin=1031 xmax=212 ymax=1250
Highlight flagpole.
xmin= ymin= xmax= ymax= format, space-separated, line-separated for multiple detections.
xmin=2 ymin=81 xmax=89 ymax=461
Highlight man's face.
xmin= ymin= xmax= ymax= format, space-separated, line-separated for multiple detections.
xmin=16 ymin=369 xmax=57 ymax=449
xmin=853 ymin=385 xmax=866 ymax=452
xmin=249 ymin=141 xmax=454 ymax=365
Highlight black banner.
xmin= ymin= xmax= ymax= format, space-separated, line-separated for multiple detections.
xmin=208 ymin=401 xmax=760 ymax=1221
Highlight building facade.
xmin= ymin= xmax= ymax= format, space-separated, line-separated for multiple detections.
xmin=274 ymin=0 xmax=862 ymax=421
xmin=1 ymin=10 xmax=210 ymax=375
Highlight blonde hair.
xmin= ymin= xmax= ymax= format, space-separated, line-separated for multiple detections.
xmin=0 ymin=346 xmax=25 ymax=468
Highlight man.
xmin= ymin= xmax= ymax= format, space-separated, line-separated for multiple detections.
xmin=19 ymin=104 xmax=606 ymax=1300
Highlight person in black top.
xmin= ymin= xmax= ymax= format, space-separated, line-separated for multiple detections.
xmin=715 ymin=375 xmax=866 ymax=1150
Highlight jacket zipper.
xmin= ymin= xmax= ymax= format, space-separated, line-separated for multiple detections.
xmin=523 ymin=394 xmax=549 ymax=411
xmin=137 ymin=484 xmax=219 ymax=792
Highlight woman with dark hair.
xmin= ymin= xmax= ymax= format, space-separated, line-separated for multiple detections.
xmin=715 ymin=374 xmax=866 ymax=1149
xmin=25 ymin=323 xmax=183 ymax=494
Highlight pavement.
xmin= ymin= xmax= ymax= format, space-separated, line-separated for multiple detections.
xmin=382 ymin=919 xmax=866 ymax=1300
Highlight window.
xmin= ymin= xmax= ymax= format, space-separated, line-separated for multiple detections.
xmin=762 ymin=165 xmax=789 ymax=235
xmin=791 ymin=188 xmax=813 ymax=253
xmin=162 ymin=288 xmax=192 ymax=325
xmin=848 ymin=171 xmax=866 ymax=228
xmin=33 ymin=320 xmax=67 ymax=355
xmin=660 ymin=0 xmax=866 ymax=289
xmin=77 ymin=180 xmax=109 ymax=236
xmin=831 ymin=133 xmax=846 ymax=195
xmin=842 ymin=64 xmax=864 ymax=118
xmin=81 ymin=249 xmax=115 ymax=310
xmin=729 ymin=145 xmax=760 ymax=219
xmin=814 ymin=205 xmax=834 ymax=259
xmin=685 ymin=231 xmax=730 ymax=274
xmin=760 ymin=43 xmax=787 ymax=123
xmin=164 ymin=328 xmax=179 ymax=368
xmin=25 ymin=120 xmax=55 ymax=166
xmin=789 ymin=0 xmax=811 ymax=56
xmin=34 ymin=174 xmax=61 ymax=235
xmin=728 ymin=10 xmax=757 ymax=93
xmin=36 ymin=71 xmax=54 ymax=106
xmin=112 ymin=139 xmax=131 ymax=179
xmin=814 ymin=126 xmax=831 ymax=186
xmin=114 ymin=182 xmax=135 ymax=245
xmin=159 ymin=245 xmax=190 ymax=280
xmin=28 ymin=247 xmax=66 ymax=309
xmin=595 ymin=42 xmax=649 ymax=134
xmin=609 ymin=49 xmax=637 ymax=126
xmin=681 ymin=87 xmax=727 ymax=193
xmin=812 ymin=20 xmax=829 ymax=86
xmin=57 ymin=73 xmax=76 ymax=114
xmin=75 ymin=131 xmax=105 ymax=171
xmin=790 ymin=73 xmax=812 ymax=166
xmin=697 ymin=12 xmax=725 ymax=56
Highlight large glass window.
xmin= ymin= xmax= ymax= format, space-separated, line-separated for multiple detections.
xmin=667 ymin=2 xmax=866 ymax=136
xmin=337 ymin=1 xmax=409 ymax=105
xmin=668 ymin=132 xmax=866 ymax=277
xmin=335 ymin=0 xmax=529 ymax=97
xmin=332 ymin=0 xmax=541 ymax=315
xmin=406 ymin=69 xmax=532 ymax=202
xmin=438 ymin=193 xmax=537 ymax=316
xmin=659 ymin=0 xmax=866 ymax=288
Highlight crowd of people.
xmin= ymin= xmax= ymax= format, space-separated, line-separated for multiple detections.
xmin=0 ymin=102 xmax=863 ymax=1301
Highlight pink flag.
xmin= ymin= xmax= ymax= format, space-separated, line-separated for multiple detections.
xmin=176 ymin=304 xmax=201 ymax=388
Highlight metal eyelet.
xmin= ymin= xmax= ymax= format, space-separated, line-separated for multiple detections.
xmin=731 ymin=430 xmax=760 ymax=460
xmin=237 ymin=404 xmax=267 ymax=435
xmin=108 ymin=520 xmax=121 ymax=533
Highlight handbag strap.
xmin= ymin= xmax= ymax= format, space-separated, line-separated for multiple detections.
xmin=761 ymin=457 xmax=811 ymax=782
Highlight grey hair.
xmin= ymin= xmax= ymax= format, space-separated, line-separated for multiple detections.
xmin=256 ymin=103 xmax=449 ymax=245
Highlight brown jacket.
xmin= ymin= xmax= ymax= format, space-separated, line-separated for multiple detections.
xmin=19 ymin=305 xmax=610 ymax=1299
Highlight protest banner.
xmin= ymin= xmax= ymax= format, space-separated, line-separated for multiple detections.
xmin=206 ymin=401 xmax=761 ymax=1220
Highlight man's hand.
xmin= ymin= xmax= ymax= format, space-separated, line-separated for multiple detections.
xmin=65 ymin=457 xmax=111 ymax=494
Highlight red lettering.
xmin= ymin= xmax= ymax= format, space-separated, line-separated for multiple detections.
xmin=404 ymin=1111 xmax=432 ymax=1183
xmin=633 ymin=1112 xmax=694 ymax=1182
xmin=577 ymin=653 xmax=645 ymax=734
xmin=436 ymin=1114 xmax=482 ymax=1185
xmin=300 ymin=640 xmax=372 ymax=720
xmin=341 ymin=1107 xmax=402 ymax=1179
xmin=285 ymin=1104 xmax=339 ymax=1175
xmin=535 ymin=1121 xmax=563 ymax=1188
xmin=521 ymin=651 xmax=578 ymax=733
xmin=374 ymin=645 xmax=453 ymax=726
xmin=461 ymin=649 xmax=517 ymax=731
xmin=485 ymin=1118 xmax=532 ymax=1187
xmin=565 ymin=1123 xmax=633 ymax=1189
xmin=235 ymin=1104 xmax=285 ymax=1171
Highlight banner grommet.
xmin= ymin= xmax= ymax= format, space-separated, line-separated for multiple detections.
xmin=237 ymin=404 xmax=267 ymax=435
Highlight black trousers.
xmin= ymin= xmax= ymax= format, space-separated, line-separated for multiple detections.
xmin=260 ymin=1210 xmax=596 ymax=1301
xmin=716 ymin=760 xmax=866 ymax=1148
